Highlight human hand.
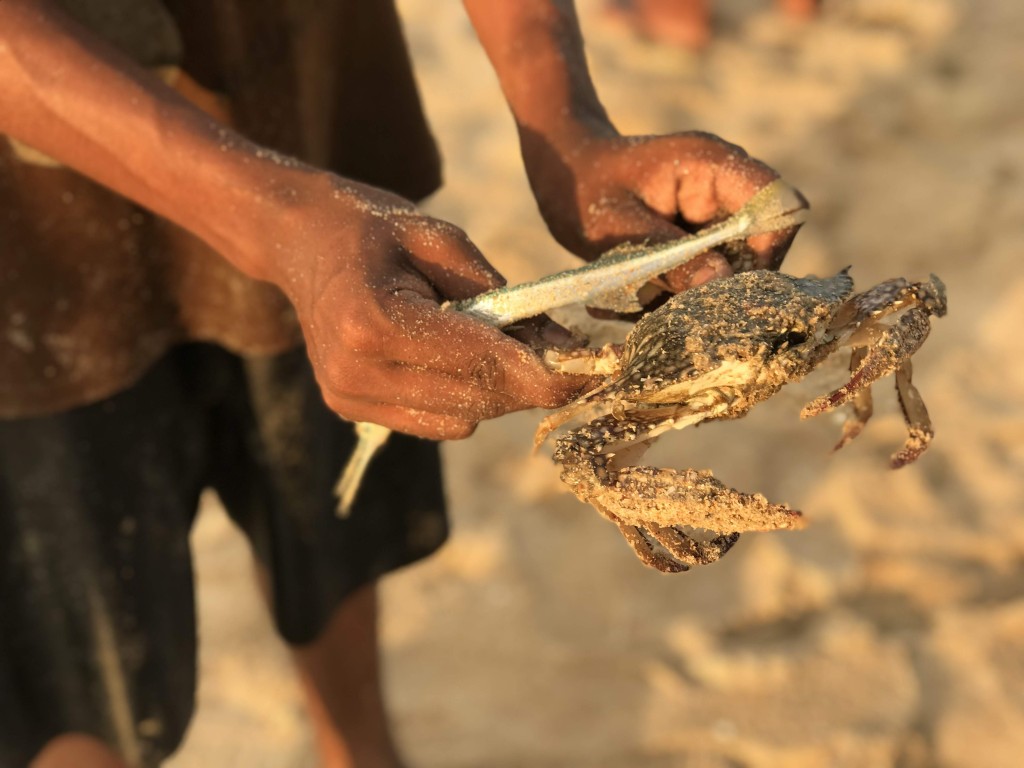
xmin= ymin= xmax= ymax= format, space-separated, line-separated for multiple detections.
xmin=522 ymin=128 xmax=802 ymax=293
xmin=260 ymin=175 xmax=589 ymax=440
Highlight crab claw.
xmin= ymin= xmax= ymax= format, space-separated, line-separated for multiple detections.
xmin=616 ymin=524 xmax=740 ymax=573
xmin=604 ymin=467 xmax=803 ymax=573
xmin=594 ymin=467 xmax=803 ymax=573
xmin=608 ymin=466 xmax=806 ymax=534
xmin=890 ymin=360 xmax=934 ymax=468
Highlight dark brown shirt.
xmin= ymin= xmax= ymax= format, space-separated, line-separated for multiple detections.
xmin=0 ymin=0 xmax=441 ymax=418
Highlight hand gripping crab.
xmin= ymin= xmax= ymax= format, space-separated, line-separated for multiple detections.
xmin=336 ymin=179 xmax=809 ymax=514
xmin=535 ymin=269 xmax=947 ymax=573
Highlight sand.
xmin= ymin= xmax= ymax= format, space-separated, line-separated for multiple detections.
xmin=167 ymin=0 xmax=1024 ymax=765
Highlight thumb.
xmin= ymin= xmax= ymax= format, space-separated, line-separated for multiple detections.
xmin=600 ymin=197 xmax=734 ymax=292
xmin=405 ymin=219 xmax=507 ymax=301
xmin=405 ymin=218 xmax=577 ymax=345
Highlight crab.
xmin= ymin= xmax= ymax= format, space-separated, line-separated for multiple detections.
xmin=534 ymin=269 xmax=948 ymax=573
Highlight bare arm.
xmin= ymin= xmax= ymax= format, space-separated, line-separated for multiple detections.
xmin=0 ymin=0 xmax=586 ymax=437
xmin=0 ymin=0 xmax=285 ymax=279
xmin=463 ymin=0 xmax=798 ymax=289
xmin=461 ymin=1 xmax=613 ymax=148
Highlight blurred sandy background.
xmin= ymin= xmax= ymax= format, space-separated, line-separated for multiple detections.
xmin=167 ymin=0 xmax=1024 ymax=765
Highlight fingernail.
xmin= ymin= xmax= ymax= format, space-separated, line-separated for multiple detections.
xmin=689 ymin=256 xmax=732 ymax=287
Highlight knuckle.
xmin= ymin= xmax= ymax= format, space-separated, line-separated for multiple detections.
xmin=725 ymin=141 xmax=750 ymax=160
xmin=679 ymin=130 xmax=749 ymax=162
xmin=468 ymin=353 xmax=505 ymax=392
xmin=334 ymin=310 xmax=384 ymax=354
xmin=323 ymin=359 xmax=361 ymax=397
xmin=420 ymin=218 xmax=472 ymax=253
xmin=743 ymin=159 xmax=779 ymax=186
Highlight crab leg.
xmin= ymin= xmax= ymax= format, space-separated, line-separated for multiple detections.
xmin=648 ymin=525 xmax=740 ymax=568
xmin=801 ymin=306 xmax=933 ymax=418
xmin=891 ymin=359 xmax=934 ymax=468
xmin=336 ymin=179 xmax=810 ymax=516
xmin=832 ymin=347 xmax=873 ymax=452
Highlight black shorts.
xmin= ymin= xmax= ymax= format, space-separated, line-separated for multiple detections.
xmin=0 ymin=344 xmax=447 ymax=767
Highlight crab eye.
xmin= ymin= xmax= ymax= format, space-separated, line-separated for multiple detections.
xmin=769 ymin=331 xmax=809 ymax=354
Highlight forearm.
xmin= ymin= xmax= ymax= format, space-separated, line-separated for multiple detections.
xmin=463 ymin=0 xmax=791 ymax=275
xmin=0 ymin=0 xmax=314 ymax=282
xmin=462 ymin=0 xmax=617 ymax=150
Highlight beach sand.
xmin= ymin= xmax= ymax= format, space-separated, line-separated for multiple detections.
xmin=168 ymin=1 xmax=1024 ymax=765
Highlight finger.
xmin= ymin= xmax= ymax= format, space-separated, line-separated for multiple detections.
xmin=748 ymin=225 xmax=798 ymax=271
xmin=382 ymin=292 xmax=591 ymax=409
xmin=683 ymin=164 xmax=796 ymax=270
xmin=599 ymin=185 xmax=737 ymax=291
xmin=709 ymin=158 xmax=803 ymax=268
xmin=675 ymin=161 xmax=723 ymax=226
xmin=709 ymin=156 xmax=780 ymax=216
xmin=332 ymin=400 xmax=478 ymax=441
xmin=308 ymin=284 xmax=540 ymax=420
xmin=581 ymin=194 xmax=735 ymax=294
xmin=629 ymin=133 xmax=757 ymax=226
xmin=673 ymin=157 xmax=779 ymax=228
xmin=579 ymin=193 xmax=689 ymax=255
xmin=331 ymin=359 xmax=532 ymax=422
xmin=627 ymin=132 xmax=784 ymax=230
xmin=403 ymin=220 xmax=506 ymax=300
xmin=627 ymin=137 xmax=791 ymax=271
xmin=664 ymin=252 xmax=733 ymax=292
xmin=402 ymin=221 xmax=589 ymax=349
